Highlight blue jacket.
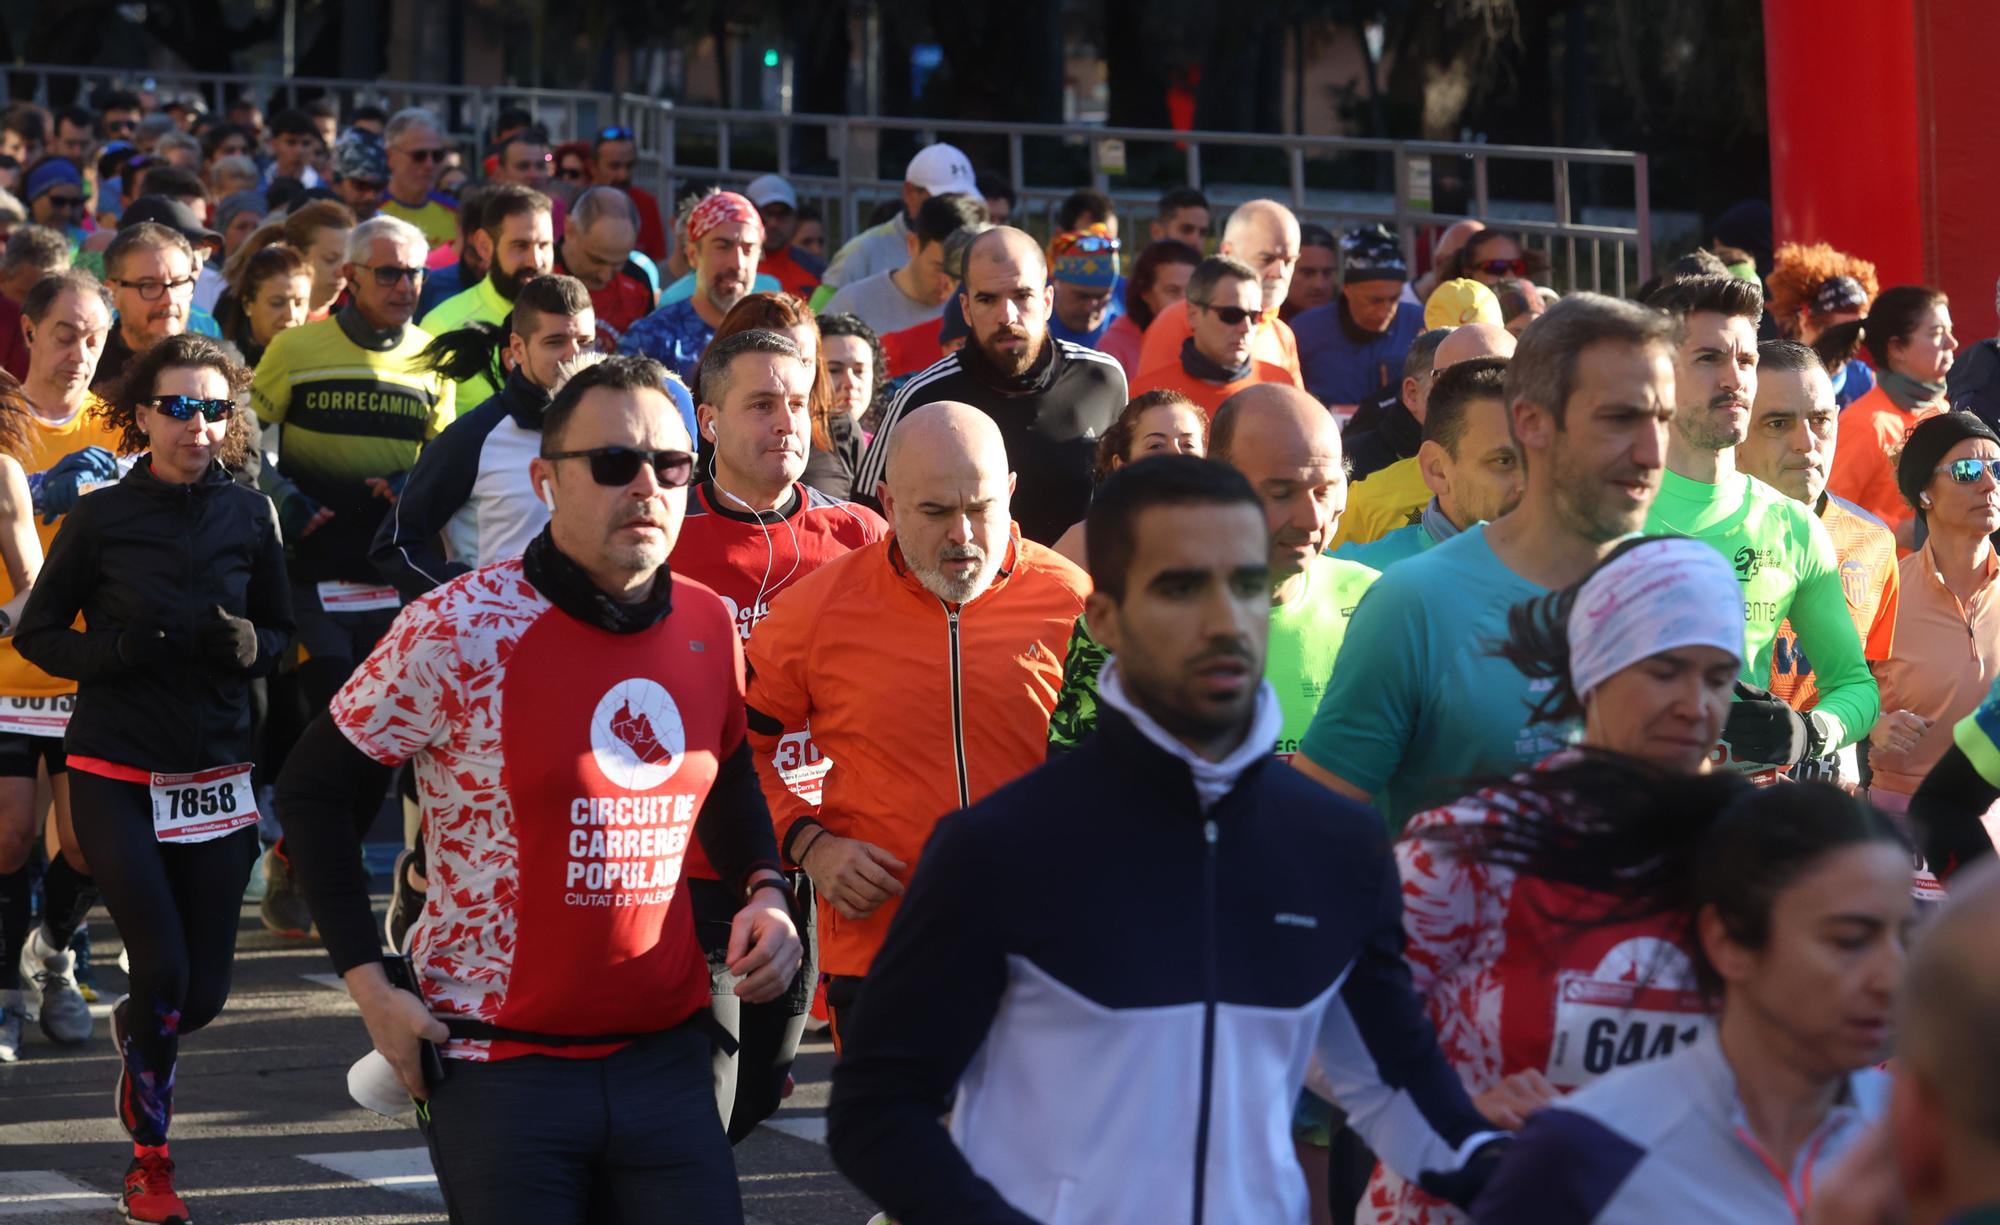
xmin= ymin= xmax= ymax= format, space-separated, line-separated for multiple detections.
xmin=827 ymin=697 xmax=1499 ymax=1224
xmin=1293 ymin=297 xmax=1425 ymax=406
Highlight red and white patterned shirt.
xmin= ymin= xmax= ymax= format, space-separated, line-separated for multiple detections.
xmin=331 ymin=558 xmax=746 ymax=1061
xmin=1364 ymin=758 xmax=1709 ymax=1225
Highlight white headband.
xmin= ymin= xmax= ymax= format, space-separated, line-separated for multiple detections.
xmin=1568 ymin=538 xmax=1745 ymax=700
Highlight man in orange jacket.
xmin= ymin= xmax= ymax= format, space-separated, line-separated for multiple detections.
xmin=1136 ymin=198 xmax=1305 ymax=387
xmin=1132 ymin=256 xmax=1293 ymax=414
xmin=744 ymin=401 xmax=1089 ymax=1043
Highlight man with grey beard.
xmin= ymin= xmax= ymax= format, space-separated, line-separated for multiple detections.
xmin=744 ymin=401 xmax=1090 ymax=1045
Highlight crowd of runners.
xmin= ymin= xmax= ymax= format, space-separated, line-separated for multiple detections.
xmin=3 ymin=83 xmax=2000 ymax=1225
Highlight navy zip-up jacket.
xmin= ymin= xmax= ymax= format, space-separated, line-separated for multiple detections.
xmin=827 ymin=704 xmax=1498 ymax=1225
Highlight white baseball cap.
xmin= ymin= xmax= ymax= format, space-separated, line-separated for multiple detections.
xmin=904 ymin=142 xmax=982 ymax=202
xmin=745 ymin=173 xmax=798 ymax=211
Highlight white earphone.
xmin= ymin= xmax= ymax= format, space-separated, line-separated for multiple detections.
xmin=539 ymin=478 xmax=556 ymax=511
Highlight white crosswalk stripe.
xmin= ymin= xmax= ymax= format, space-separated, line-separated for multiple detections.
xmin=0 ymin=1171 xmax=108 ymax=1218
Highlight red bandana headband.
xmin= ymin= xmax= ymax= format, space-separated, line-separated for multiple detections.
xmin=687 ymin=191 xmax=762 ymax=245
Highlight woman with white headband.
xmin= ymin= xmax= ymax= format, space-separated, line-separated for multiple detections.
xmin=1363 ymin=535 xmax=1749 ymax=1224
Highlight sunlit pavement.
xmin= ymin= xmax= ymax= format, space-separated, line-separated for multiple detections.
xmin=0 ymin=900 xmax=874 ymax=1224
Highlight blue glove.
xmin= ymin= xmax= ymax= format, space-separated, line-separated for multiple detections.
xmin=36 ymin=447 xmax=119 ymax=523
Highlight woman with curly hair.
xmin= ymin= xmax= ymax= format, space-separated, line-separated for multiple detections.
xmin=818 ymin=311 xmax=890 ymax=437
xmin=15 ymin=333 xmax=291 ymax=1225
xmin=1766 ymin=241 xmax=1880 ymax=408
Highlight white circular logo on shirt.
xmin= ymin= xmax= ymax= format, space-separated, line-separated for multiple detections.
xmin=589 ymin=678 xmax=686 ymax=791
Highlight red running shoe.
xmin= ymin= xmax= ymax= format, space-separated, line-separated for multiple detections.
xmin=121 ymin=1147 xmax=191 ymax=1224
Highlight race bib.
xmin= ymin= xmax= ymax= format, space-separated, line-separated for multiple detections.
xmin=772 ymin=728 xmax=831 ymax=806
xmin=1545 ymin=969 xmax=1711 ymax=1089
xmin=0 ymin=693 xmax=74 ymax=737
xmin=317 ymin=581 xmax=402 ymax=613
xmin=150 ymin=763 xmax=258 ymax=844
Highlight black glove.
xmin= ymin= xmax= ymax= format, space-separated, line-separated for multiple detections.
xmin=1418 ymin=1136 xmax=1512 ymax=1210
xmin=198 ymin=604 xmax=259 ymax=671
xmin=116 ymin=615 xmax=179 ymax=671
xmin=1722 ymin=680 xmax=1818 ymax=767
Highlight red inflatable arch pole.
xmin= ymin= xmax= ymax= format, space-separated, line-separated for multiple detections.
xmin=1763 ymin=0 xmax=2000 ymax=342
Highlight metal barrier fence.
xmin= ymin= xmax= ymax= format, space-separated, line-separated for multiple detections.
xmin=2 ymin=63 xmax=1652 ymax=294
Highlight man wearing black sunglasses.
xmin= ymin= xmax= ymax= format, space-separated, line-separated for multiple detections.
xmin=278 ymin=354 xmax=797 ymax=1222
xmin=1135 ymin=256 xmax=1293 ymax=416
xmin=378 ymin=108 xmax=456 ymax=251
xmin=250 ymin=214 xmax=456 ymax=940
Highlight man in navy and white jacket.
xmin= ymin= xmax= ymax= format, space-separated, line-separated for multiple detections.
xmin=826 ymin=454 xmax=1504 ymax=1225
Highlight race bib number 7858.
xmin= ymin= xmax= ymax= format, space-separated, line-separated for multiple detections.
xmin=149 ymin=763 xmax=258 ymax=844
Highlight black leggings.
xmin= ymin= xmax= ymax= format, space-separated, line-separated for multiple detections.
xmin=68 ymin=770 xmax=256 ymax=1146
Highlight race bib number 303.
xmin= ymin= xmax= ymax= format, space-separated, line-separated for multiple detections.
xmin=150 ymin=763 xmax=258 ymax=844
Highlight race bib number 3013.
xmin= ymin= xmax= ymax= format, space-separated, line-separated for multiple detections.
xmin=150 ymin=763 xmax=258 ymax=844
xmin=0 ymin=693 xmax=75 ymax=738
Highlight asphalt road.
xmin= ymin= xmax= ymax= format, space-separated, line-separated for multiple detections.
xmin=0 ymin=899 xmax=876 ymax=1224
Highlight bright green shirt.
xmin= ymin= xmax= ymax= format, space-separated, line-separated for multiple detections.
xmin=1645 ymin=468 xmax=1878 ymax=750
xmin=1300 ymin=524 xmax=1576 ymax=829
xmin=1047 ymin=554 xmax=1379 ymax=757
xmin=1269 ymin=555 xmax=1380 ymax=757
xmin=417 ymin=275 xmax=509 ymax=412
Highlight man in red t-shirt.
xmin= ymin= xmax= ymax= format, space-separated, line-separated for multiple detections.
xmin=671 ymin=328 xmax=886 ymax=1139
xmin=592 ymin=126 xmax=667 ymax=261
xmin=276 ymin=355 xmax=800 ymax=1221
xmin=745 ymin=174 xmax=824 ymax=301
xmin=556 ymin=186 xmax=656 ymax=351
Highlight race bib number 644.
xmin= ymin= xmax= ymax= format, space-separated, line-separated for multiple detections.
xmin=149 ymin=763 xmax=258 ymax=844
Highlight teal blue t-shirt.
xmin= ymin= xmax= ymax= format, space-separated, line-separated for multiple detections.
xmin=1333 ymin=521 xmax=1436 ymax=572
xmin=1300 ymin=523 xmax=1576 ymax=829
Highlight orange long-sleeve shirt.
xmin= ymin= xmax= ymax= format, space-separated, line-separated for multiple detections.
xmin=1826 ymin=385 xmax=1940 ymax=543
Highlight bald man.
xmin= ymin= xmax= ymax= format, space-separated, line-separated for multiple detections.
xmin=1332 ymin=321 xmax=1520 ymax=549
xmin=1135 ymin=198 xmax=1307 ymax=385
xmin=854 ymin=227 xmax=1128 ymax=545
xmin=746 ymin=401 xmax=1090 ymax=1043
xmin=1050 ymin=382 xmax=1380 ymax=756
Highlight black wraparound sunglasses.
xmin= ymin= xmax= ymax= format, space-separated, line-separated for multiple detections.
xmin=544 ymin=446 xmax=694 ymax=488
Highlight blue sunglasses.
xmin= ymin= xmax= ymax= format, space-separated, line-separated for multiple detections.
xmin=145 ymin=395 xmax=234 ymax=423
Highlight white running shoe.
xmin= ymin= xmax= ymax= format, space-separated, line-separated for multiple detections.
xmin=18 ymin=925 xmax=93 ymax=1044
xmin=0 ymin=990 xmax=22 ymax=1062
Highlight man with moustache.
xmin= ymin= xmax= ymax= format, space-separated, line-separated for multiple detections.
xmin=93 ymin=223 xmax=196 ymax=391
xmin=1641 ymin=275 xmax=1878 ymax=778
xmin=853 ymin=227 xmax=1127 ymax=545
xmin=745 ymin=402 xmax=1089 ymax=1046
xmin=1737 ymin=339 xmax=1909 ymax=787
xmin=419 ymin=185 xmax=556 ymax=408
xmin=621 ymin=190 xmax=761 ymax=391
